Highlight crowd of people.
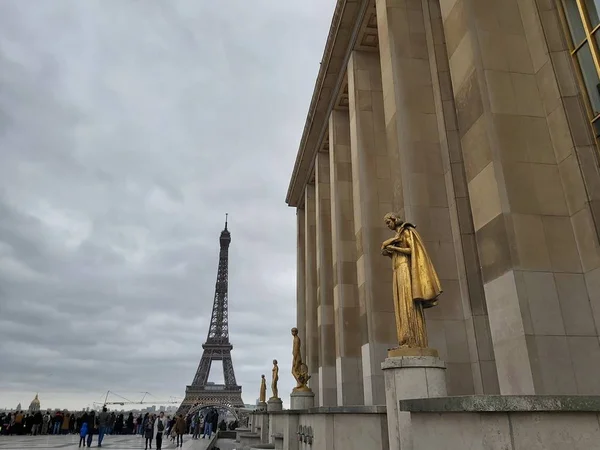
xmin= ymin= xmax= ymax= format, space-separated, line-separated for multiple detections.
xmin=0 ymin=406 xmax=236 ymax=449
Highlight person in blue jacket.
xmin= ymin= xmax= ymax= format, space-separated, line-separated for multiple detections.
xmin=79 ymin=421 xmax=88 ymax=448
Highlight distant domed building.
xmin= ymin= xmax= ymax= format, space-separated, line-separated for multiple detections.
xmin=29 ymin=394 xmax=40 ymax=412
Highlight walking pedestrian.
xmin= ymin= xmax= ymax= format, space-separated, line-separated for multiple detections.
xmin=202 ymin=408 xmax=214 ymax=439
xmin=174 ymin=414 xmax=186 ymax=448
xmin=79 ymin=422 xmax=88 ymax=448
xmin=154 ymin=412 xmax=168 ymax=450
xmin=86 ymin=411 xmax=96 ymax=448
xmin=144 ymin=415 xmax=155 ymax=449
xmin=97 ymin=407 xmax=110 ymax=447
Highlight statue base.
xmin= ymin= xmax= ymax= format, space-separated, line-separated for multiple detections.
xmin=387 ymin=346 xmax=439 ymax=358
xmin=256 ymin=401 xmax=267 ymax=411
xmin=267 ymin=397 xmax=283 ymax=412
xmin=290 ymin=389 xmax=314 ymax=410
xmin=382 ymin=355 xmax=447 ymax=450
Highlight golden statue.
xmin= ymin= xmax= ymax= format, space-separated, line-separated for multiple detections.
xmin=291 ymin=327 xmax=311 ymax=391
xmin=270 ymin=359 xmax=279 ymax=399
xmin=382 ymin=213 xmax=442 ymax=356
xmin=259 ymin=374 xmax=267 ymax=403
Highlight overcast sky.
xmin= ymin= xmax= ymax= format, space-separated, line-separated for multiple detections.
xmin=0 ymin=0 xmax=334 ymax=411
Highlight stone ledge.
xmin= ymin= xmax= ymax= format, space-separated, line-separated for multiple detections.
xmin=264 ymin=405 xmax=387 ymax=415
xmin=206 ymin=432 xmax=219 ymax=450
xmin=308 ymin=405 xmax=387 ymax=414
xmin=261 ymin=405 xmax=388 ymax=415
xmin=399 ymin=395 xmax=600 ymax=413
xmin=239 ymin=432 xmax=261 ymax=438
xmin=381 ymin=355 xmax=446 ymax=370
xmin=268 ymin=409 xmax=307 ymax=415
xmin=291 ymin=389 xmax=315 ymax=396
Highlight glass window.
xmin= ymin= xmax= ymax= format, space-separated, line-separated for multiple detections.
xmin=592 ymin=118 xmax=600 ymax=137
xmin=585 ymin=0 xmax=600 ymax=28
xmin=560 ymin=0 xmax=600 ymax=147
xmin=576 ymin=42 xmax=600 ymax=115
xmin=564 ymin=0 xmax=588 ymax=43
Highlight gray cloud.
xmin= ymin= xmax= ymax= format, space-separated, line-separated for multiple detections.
xmin=0 ymin=0 xmax=335 ymax=410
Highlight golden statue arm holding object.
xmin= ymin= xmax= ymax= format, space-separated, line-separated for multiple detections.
xmin=270 ymin=360 xmax=279 ymax=399
xmin=382 ymin=213 xmax=443 ymax=357
xmin=259 ymin=374 xmax=267 ymax=403
xmin=291 ymin=327 xmax=311 ymax=392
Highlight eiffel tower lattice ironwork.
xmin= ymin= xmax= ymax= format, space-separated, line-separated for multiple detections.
xmin=177 ymin=216 xmax=244 ymax=416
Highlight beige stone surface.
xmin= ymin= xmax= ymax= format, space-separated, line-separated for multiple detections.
xmin=378 ymin=0 xmax=501 ymax=396
xmin=296 ymin=208 xmax=306 ymax=364
xmin=304 ymin=184 xmax=320 ymax=401
xmin=288 ymin=0 xmax=600 ymax=414
xmin=329 ymin=108 xmax=364 ymax=406
xmin=408 ymin=409 xmax=600 ymax=450
xmin=468 ymin=162 xmax=502 ymax=232
xmin=295 ymin=409 xmax=389 ymax=450
xmin=382 ymin=355 xmax=447 ymax=450
xmin=316 ymin=151 xmax=337 ymax=407
xmin=348 ymin=48 xmax=395 ymax=406
xmin=441 ymin=0 xmax=600 ymax=397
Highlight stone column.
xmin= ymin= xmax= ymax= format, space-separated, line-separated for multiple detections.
xmin=297 ymin=207 xmax=306 ymax=364
xmin=382 ymin=356 xmax=447 ymax=450
xmin=347 ymin=50 xmax=396 ymax=405
xmin=329 ymin=108 xmax=364 ymax=405
xmin=375 ymin=0 xmax=498 ymax=396
xmin=315 ymin=150 xmax=337 ymax=406
xmin=304 ymin=183 xmax=320 ymax=400
xmin=438 ymin=0 xmax=600 ymax=395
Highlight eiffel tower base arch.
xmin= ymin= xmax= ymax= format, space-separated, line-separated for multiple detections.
xmin=177 ymin=385 xmax=244 ymax=417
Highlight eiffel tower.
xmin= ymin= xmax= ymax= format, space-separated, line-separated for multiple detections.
xmin=177 ymin=216 xmax=244 ymax=416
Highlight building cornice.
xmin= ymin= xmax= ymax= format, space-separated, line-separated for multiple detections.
xmin=285 ymin=0 xmax=369 ymax=207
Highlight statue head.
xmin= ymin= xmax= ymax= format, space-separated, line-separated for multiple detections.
xmin=384 ymin=212 xmax=403 ymax=230
xmin=291 ymin=327 xmax=298 ymax=336
xmin=261 ymin=374 xmax=265 ymax=379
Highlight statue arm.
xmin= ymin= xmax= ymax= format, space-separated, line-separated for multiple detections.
xmin=385 ymin=245 xmax=411 ymax=255
xmin=381 ymin=236 xmax=401 ymax=248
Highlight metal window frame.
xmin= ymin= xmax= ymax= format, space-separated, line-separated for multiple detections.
xmin=558 ymin=0 xmax=600 ymax=148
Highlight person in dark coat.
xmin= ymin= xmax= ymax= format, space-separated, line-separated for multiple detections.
xmin=32 ymin=411 xmax=43 ymax=435
xmin=202 ymin=409 xmax=214 ymax=439
xmin=86 ymin=411 xmax=96 ymax=448
xmin=211 ymin=409 xmax=218 ymax=437
xmin=126 ymin=413 xmax=134 ymax=434
xmin=144 ymin=415 xmax=155 ymax=450
xmin=174 ymin=414 xmax=186 ymax=448
xmin=115 ymin=414 xmax=124 ymax=434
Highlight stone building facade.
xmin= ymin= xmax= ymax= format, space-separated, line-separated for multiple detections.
xmin=286 ymin=0 xmax=600 ymax=407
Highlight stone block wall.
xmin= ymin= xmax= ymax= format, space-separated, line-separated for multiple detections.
xmin=292 ymin=0 xmax=600 ymax=407
xmin=402 ymin=396 xmax=600 ymax=450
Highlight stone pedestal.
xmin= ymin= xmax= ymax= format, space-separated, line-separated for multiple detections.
xmin=257 ymin=401 xmax=267 ymax=411
xmin=267 ymin=397 xmax=283 ymax=412
xmin=382 ymin=354 xmax=447 ymax=450
xmin=235 ymin=427 xmax=251 ymax=443
xmin=290 ymin=389 xmax=315 ymax=410
xmin=240 ymin=432 xmax=262 ymax=449
xmin=255 ymin=412 xmax=270 ymax=443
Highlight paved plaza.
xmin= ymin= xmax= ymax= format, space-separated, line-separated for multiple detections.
xmin=0 ymin=435 xmax=213 ymax=450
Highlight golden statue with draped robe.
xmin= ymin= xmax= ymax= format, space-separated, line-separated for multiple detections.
xmin=259 ymin=374 xmax=267 ymax=403
xmin=382 ymin=213 xmax=442 ymax=356
xmin=291 ymin=327 xmax=311 ymax=392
